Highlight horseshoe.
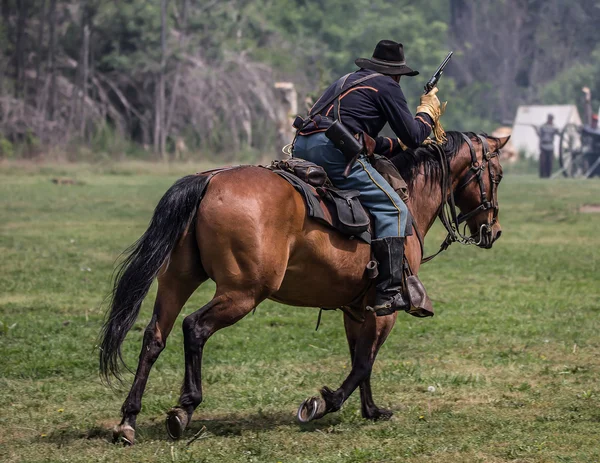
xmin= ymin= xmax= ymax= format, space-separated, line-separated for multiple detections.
xmin=297 ymin=397 xmax=319 ymax=423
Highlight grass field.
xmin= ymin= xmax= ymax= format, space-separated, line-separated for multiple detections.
xmin=1 ymin=161 xmax=599 ymax=463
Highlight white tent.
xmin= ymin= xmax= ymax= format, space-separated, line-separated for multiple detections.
xmin=511 ymin=105 xmax=582 ymax=159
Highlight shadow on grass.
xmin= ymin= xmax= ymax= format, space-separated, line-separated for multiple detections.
xmin=185 ymin=410 xmax=343 ymax=437
xmin=42 ymin=410 xmax=343 ymax=446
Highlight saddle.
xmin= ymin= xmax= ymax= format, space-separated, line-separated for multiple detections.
xmin=267 ymin=156 xmax=412 ymax=243
xmin=266 ymin=158 xmax=429 ymax=321
xmin=267 ymin=158 xmax=371 ymax=242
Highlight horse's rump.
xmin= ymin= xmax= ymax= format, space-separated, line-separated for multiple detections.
xmin=196 ymin=166 xmax=371 ymax=308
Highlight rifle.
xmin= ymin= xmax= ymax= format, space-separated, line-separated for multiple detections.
xmin=424 ymin=51 xmax=453 ymax=94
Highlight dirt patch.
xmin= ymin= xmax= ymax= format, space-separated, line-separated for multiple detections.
xmin=579 ymin=204 xmax=600 ymax=213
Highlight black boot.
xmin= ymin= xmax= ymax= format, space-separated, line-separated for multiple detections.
xmin=368 ymin=237 xmax=410 ymax=316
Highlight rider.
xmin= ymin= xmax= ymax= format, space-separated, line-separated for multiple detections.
xmin=292 ymin=40 xmax=443 ymax=316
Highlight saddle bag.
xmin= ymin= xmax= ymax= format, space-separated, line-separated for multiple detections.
xmin=269 ymin=158 xmax=327 ymax=187
xmin=318 ymin=187 xmax=370 ymax=235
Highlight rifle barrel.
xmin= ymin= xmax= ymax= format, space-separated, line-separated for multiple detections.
xmin=436 ymin=51 xmax=453 ymax=74
xmin=424 ymin=51 xmax=453 ymax=94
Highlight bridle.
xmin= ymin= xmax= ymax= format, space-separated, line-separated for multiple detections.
xmin=419 ymin=133 xmax=502 ymax=263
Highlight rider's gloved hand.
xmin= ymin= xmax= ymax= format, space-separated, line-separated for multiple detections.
xmin=416 ymin=87 xmax=448 ymax=144
xmin=416 ymin=87 xmax=442 ymax=122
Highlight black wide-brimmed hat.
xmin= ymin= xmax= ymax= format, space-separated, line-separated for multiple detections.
xmin=355 ymin=40 xmax=419 ymax=76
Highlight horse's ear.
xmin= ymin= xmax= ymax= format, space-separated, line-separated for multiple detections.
xmin=494 ymin=136 xmax=510 ymax=150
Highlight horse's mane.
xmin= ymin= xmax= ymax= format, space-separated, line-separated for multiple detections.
xmin=392 ymin=131 xmax=499 ymax=188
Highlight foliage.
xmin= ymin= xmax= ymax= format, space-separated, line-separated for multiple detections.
xmin=255 ymin=0 xmax=449 ymax=99
xmin=0 ymin=136 xmax=14 ymax=158
xmin=1 ymin=167 xmax=600 ymax=461
xmin=448 ymin=0 xmax=600 ymax=123
xmin=0 ymin=0 xmax=599 ymax=158
xmin=540 ymin=47 xmax=600 ymax=116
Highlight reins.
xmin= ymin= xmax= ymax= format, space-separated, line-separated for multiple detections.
xmin=418 ymin=133 xmax=501 ymax=264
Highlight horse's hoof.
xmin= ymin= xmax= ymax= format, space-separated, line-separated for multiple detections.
xmin=113 ymin=424 xmax=135 ymax=445
xmin=297 ymin=397 xmax=327 ymax=423
xmin=166 ymin=408 xmax=188 ymax=440
xmin=363 ymin=407 xmax=393 ymax=421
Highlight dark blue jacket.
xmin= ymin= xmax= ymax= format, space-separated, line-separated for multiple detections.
xmin=299 ymin=69 xmax=433 ymax=156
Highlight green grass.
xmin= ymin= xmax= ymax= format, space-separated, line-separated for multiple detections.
xmin=1 ymin=162 xmax=599 ymax=462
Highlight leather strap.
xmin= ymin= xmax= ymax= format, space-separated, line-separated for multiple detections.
xmin=309 ymin=72 xmax=383 ymax=119
xmin=418 ymin=133 xmax=502 ymax=264
xmin=332 ymin=73 xmax=351 ymax=122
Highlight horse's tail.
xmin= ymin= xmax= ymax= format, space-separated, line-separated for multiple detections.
xmin=99 ymin=174 xmax=208 ymax=383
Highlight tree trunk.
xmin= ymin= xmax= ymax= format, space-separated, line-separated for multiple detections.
xmin=47 ymin=0 xmax=57 ymax=123
xmin=1 ymin=0 xmax=8 ymax=24
xmin=15 ymin=0 xmax=27 ymax=98
xmin=68 ymin=0 xmax=90 ymax=140
xmin=165 ymin=0 xmax=187 ymax=145
xmin=80 ymin=23 xmax=89 ymax=138
xmin=156 ymin=0 xmax=168 ymax=158
xmin=1 ymin=0 xmax=11 ymax=96
xmin=153 ymin=84 xmax=161 ymax=155
xmin=34 ymin=0 xmax=47 ymax=107
xmin=450 ymin=0 xmax=469 ymax=30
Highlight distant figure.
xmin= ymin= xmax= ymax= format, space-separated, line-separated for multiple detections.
xmin=582 ymin=113 xmax=600 ymax=138
xmin=580 ymin=88 xmax=600 ymax=176
xmin=590 ymin=113 xmax=598 ymax=131
xmin=533 ymin=114 xmax=559 ymax=178
xmin=582 ymin=113 xmax=600 ymax=164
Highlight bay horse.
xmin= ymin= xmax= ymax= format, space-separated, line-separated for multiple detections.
xmin=100 ymin=132 xmax=508 ymax=444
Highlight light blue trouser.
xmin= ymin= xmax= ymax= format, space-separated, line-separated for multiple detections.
xmin=293 ymin=132 xmax=408 ymax=238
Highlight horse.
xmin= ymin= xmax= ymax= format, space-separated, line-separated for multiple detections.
xmin=100 ymin=131 xmax=508 ymax=444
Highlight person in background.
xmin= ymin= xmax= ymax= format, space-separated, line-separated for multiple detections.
xmin=582 ymin=114 xmax=600 ymax=169
xmin=580 ymin=88 xmax=600 ymax=175
xmin=533 ymin=114 xmax=559 ymax=178
xmin=589 ymin=113 xmax=598 ymax=131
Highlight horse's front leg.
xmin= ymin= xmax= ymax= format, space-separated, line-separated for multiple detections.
xmin=297 ymin=311 xmax=397 ymax=422
xmin=358 ymin=375 xmax=394 ymax=420
xmin=344 ymin=313 xmax=396 ymax=420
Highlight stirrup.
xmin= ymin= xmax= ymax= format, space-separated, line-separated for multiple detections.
xmin=366 ymin=295 xmax=410 ymax=317
xmin=405 ymin=275 xmax=434 ymax=317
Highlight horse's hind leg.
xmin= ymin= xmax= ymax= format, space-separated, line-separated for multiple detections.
xmin=114 ymin=232 xmax=205 ymax=445
xmin=344 ymin=314 xmax=394 ymax=420
xmin=165 ymin=288 xmax=261 ymax=439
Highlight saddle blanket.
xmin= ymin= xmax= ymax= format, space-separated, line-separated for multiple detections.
xmin=271 ymin=169 xmax=372 ymax=243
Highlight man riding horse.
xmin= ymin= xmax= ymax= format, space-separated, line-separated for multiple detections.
xmin=104 ymin=40 xmax=507 ymax=440
xmin=293 ymin=40 xmax=444 ymax=316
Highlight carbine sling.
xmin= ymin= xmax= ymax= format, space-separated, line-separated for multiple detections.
xmin=293 ymin=72 xmax=383 ymax=174
xmin=292 ymin=72 xmax=382 ymax=157
xmin=308 ymin=72 xmax=383 ymax=119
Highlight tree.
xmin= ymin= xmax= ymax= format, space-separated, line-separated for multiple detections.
xmin=1 ymin=0 xmax=599 ymax=157
xmin=47 ymin=0 xmax=57 ymax=122
xmin=154 ymin=0 xmax=168 ymax=157
xmin=15 ymin=0 xmax=28 ymax=98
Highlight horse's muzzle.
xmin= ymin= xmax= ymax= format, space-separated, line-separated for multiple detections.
xmin=474 ymin=223 xmax=501 ymax=249
xmin=478 ymin=232 xmax=493 ymax=249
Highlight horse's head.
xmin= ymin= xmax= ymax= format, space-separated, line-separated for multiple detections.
xmin=452 ymin=134 xmax=509 ymax=249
